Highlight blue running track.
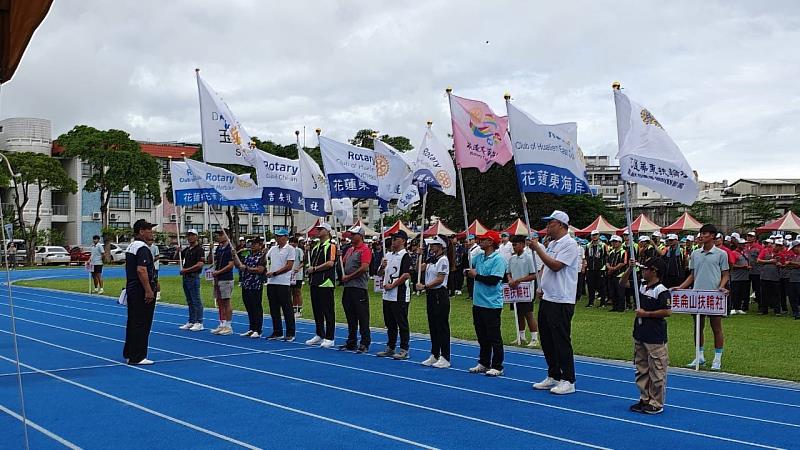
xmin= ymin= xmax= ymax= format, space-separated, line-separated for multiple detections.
xmin=0 ymin=266 xmax=798 ymax=449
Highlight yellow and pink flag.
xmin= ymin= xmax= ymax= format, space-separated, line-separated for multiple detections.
xmin=449 ymin=94 xmax=513 ymax=172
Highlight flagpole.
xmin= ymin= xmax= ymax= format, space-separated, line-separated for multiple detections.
xmin=173 ymin=155 xmax=184 ymax=270
xmin=504 ymin=93 xmax=540 ymax=284
xmin=446 ymin=87 xmax=471 ymax=235
xmin=417 ymin=190 xmax=428 ymax=288
xmin=296 ymin=130 xmax=306 ymax=238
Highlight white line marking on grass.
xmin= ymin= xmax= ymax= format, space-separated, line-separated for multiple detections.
xmin=0 ymin=355 xmax=260 ymax=449
xmin=2 ymin=313 xmax=788 ymax=450
xmin=0 ymin=403 xmax=82 ymax=449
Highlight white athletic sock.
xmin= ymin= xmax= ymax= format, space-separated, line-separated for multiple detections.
xmin=531 ymin=331 xmax=538 ymax=341
xmin=518 ymin=330 xmax=526 ymax=340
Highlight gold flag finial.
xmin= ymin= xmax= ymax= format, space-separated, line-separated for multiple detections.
xmin=315 ymin=128 xmax=321 ymax=136
xmin=612 ymin=81 xmax=621 ymax=90
xmin=504 ymin=92 xmax=511 ymax=101
xmin=445 ymin=87 xmax=453 ymax=94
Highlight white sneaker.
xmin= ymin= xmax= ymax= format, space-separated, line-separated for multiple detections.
xmin=130 ymin=358 xmax=154 ymax=365
xmin=468 ymin=363 xmax=488 ymax=374
xmin=685 ymin=357 xmax=705 ymax=368
xmin=189 ymin=323 xmax=204 ymax=332
xmin=455 ymin=290 xmax=462 ymax=295
xmin=305 ymin=335 xmax=323 ymax=346
xmin=179 ymin=322 xmax=193 ymax=330
xmin=485 ymin=368 xmax=504 ymax=377
xmin=533 ymin=376 xmax=559 ymax=390
xmin=240 ymin=330 xmax=254 ymax=337
xmin=320 ymin=339 xmax=335 ymax=349
xmin=511 ymin=338 xmax=521 ymax=345
xmin=421 ymin=355 xmax=438 ymax=366
xmin=737 ymin=310 xmax=746 ymax=315
xmin=98 ymin=288 xmax=104 ymax=294
xmin=217 ymin=326 xmax=233 ymax=336
xmin=92 ymin=288 xmax=98 ymax=293
xmin=210 ymin=326 xmax=223 ymax=335
xmin=250 ymin=332 xmax=261 ymax=338
xmin=432 ymin=357 xmax=451 ymax=369
xmin=527 ymin=339 xmax=539 ymax=348
xmin=711 ymin=359 xmax=722 ymax=371
xmin=550 ymin=380 xmax=575 ymax=395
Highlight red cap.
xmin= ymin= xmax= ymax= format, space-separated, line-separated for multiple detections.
xmin=476 ymin=230 xmax=501 ymax=245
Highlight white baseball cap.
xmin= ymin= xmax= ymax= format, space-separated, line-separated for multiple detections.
xmin=186 ymin=228 xmax=198 ymax=235
xmin=747 ymin=231 xmax=756 ymax=237
xmin=610 ymin=235 xmax=622 ymax=242
xmin=686 ymin=235 xmax=695 ymax=242
xmin=775 ymin=238 xmax=785 ymax=246
xmin=724 ymin=235 xmax=731 ymax=242
xmin=542 ymin=210 xmax=570 ymax=226
xmin=590 ymin=230 xmax=600 ymax=236
xmin=785 ymin=234 xmax=794 ymax=240
xmin=666 ymin=234 xmax=679 ymax=241
xmin=638 ymin=235 xmax=651 ymax=242
xmin=315 ymin=222 xmax=333 ymax=232
xmin=652 ymin=231 xmax=662 ymax=238
xmin=765 ymin=238 xmax=774 ymax=244
xmin=738 ymin=238 xmax=746 ymax=244
xmin=731 ymin=232 xmax=741 ymax=240
xmin=424 ymin=236 xmax=448 ymax=248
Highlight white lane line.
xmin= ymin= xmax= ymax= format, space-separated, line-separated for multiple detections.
xmin=0 ymin=355 xmax=260 ymax=449
xmin=0 ymin=320 xmax=604 ymax=449
xmin=1 ymin=314 xmax=786 ymax=450
xmin=13 ymin=284 xmax=800 ymax=393
xmin=0 ymin=403 xmax=82 ymax=449
xmin=7 ymin=293 xmax=800 ymax=411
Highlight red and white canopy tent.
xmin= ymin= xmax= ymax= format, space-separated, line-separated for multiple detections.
xmin=383 ymin=220 xmax=418 ymax=239
xmin=455 ymin=219 xmax=491 ymax=240
xmin=348 ymin=219 xmax=377 ymax=237
xmin=423 ymin=220 xmax=456 ymax=237
xmin=575 ymin=215 xmax=622 ymax=237
xmin=756 ymin=211 xmax=800 ymax=234
xmin=302 ymin=217 xmax=325 ymax=237
xmin=618 ymin=213 xmax=661 ymax=235
xmin=661 ymin=212 xmax=703 ymax=234
xmin=504 ymin=219 xmax=530 ymax=236
xmin=537 ymin=224 xmax=580 ymax=235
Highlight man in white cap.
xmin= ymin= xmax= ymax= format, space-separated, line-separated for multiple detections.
xmin=585 ymin=230 xmax=608 ymax=308
xmin=651 ymin=231 xmax=666 ymax=256
xmin=531 ymin=211 xmax=581 ymax=394
xmin=265 ymin=228 xmax=296 ymax=341
xmin=306 ymin=223 xmax=338 ymax=348
xmin=179 ymin=229 xmax=206 ymax=331
xmin=663 ymin=234 xmax=686 ymax=288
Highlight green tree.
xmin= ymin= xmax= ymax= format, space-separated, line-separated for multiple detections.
xmin=741 ymin=195 xmax=780 ymax=229
xmin=3 ymin=152 xmax=77 ymax=264
xmin=688 ymin=201 xmax=713 ymax=224
xmin=57 ymin=125 xmax=161 ymax=260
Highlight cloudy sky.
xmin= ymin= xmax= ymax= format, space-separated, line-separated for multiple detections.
xmin=2 ymin=0 xmax=798 ymax=182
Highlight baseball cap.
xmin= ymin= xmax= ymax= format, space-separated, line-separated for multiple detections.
xmin=738 ymin=238 xmax=746 ymax=244
xmin=790 ymin=240 xmax=800 ymax=249
xmin=392 ymin=230 xmax=409 ymax=241
xmin=315 ymin=222 xmax=333 ymax=232
xmin=467 ymin=234 xmax=476 ymax=240
xmin=186 ymin=228 xmax=198 ymax=235
xmin=424 ymin=236 xmax=448 ymax=248
xmin=133 ymin=219 xmax=156 ymax=234
xmin=731 ymin=232 xmax=741 ymax=240
xmin=274 ymin=228 xmax=289 ymax=237
xmin=775 ymin=238 xmax=785 ymax=246
xmin=477 ymin=230 xmax=501 ymax=245
xmin=643 ymin=257 xmax=666 ymax=275
xmin=786 ymin=234 xmax=794 ymax=241
xmin=638 ymin=235 xmax=651 ymax=242
xmin=724 ymin=235 xmax=731 ymax=242
xmin=239 ymin=237 xmax=245 ymax=241
xmin=599 ymin=235 xmax=608 ymax=242
xmin=686 ymin=235 xmax=695 ymax=242
xmin=349 ymin=225 xmax=367 ymax=236
xmin=542 ymin=210 xmax=569 ymax=226
xmin=610 ymin=235 xmax=622 ymax=242
xmin=622 ymin=229 xmax=630 ymax=235
xmin=590 ymin=230 xmax=599 ymax=236
xmin=747 ymin=231 xmax=756 ymax=237
xmin=765 ymin=238 xmax=774 ymax=244
xmin=500 ymin=231 xmax=510 ymax=238
xmin=652 ymin=231 xmax=662 ymax=238
xmin=666 ymin=234 xmax=679 ymax=241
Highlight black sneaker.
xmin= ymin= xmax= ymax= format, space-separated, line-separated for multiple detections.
xmin=337 ymin=344 xmax=356 ymax=351
xmin=642 ymin=404 xmax=663 ymax=415
xmin=376 ymin=346 xmax=395 ymax=357
xmin=629 ymin=401 xmax=645 ymax=413
xmin=356 ymin=344 xmax=369 ymax=354
xmin=265 ymin=334 xmax=283 ymax=340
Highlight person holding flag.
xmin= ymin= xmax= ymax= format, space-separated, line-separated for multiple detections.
xmin=209 ymin=229 xmax=235 ymax=336
xmin=339 ymin=226 xmax=372 ymax=353
xmin=305 ymin=223 xmax=338 ymax=348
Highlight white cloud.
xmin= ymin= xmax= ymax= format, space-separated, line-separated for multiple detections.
xmin=1 ymin=0 xmax=798 ymax=183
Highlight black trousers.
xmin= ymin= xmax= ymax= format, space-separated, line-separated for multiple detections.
xmin=242 ymin=288 xmax=264 ymax=333
xmin=123 ymin=290 xmax=156 ymax=364
xmin=586 ymin=270 xmax=606 ymax=305
xmin=467 ymin=277 xmax=475 ymax=299
xmin=780 ymin=278 xmax=789 ymax=313
xmin=538 ymin=300 xmax=576 ymax=383
xmin=382 ymin=300 xmax=410 ymax=350
xmin=788 ymin=282 xmax=800 ymax=317
xmin=267 ymin=284 xmax=294 ymax=337
xmin=608 ymin=277 xmax=626 ymax=311
xmin=576 ymin=272 xmax=586 ymax=302
xmin=342 ymin=287 xmax=370 ymax=348
xmin=472 ymin=305 xmax=503 ymax=370
xmin=449 ymin=269 xmax=464 ymax=295
xmin=760 ymin=280 xmax=781 ymax=314
xmin=310 ymin=286 xmax=335 ymax=340
xmin=749 ymin=274 xmax=760 ymax=307
xmin=426 ymin=288 xmax=450 ymax=360
xmin=730 ymin=280 xmax=749 ymax=312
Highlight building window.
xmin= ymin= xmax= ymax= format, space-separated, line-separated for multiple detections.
xmin=81 ymin=162 xmax=96 ymax=177
xmin=109 ymin=191 xmax=130 ymax=209
xmin=134 ymin=194 xmax=152 ymax=210
xmin=273 ymin=206 xmax=287 ymax=215
xmin=239 ymin=224 xmax=248 ymax=234
xmin=185 ymin=223 xmax=203 ymax=232
xmin=642 ymin=192 xmax=648 ymax=197
xmin=160 ymin=159 xmax=170 ymax=181
xmin=108 ymin=222 xmax=130 ymax=230
xmin=252 ymin=225 xmax=264 ymax=234
xmin=210 ymin=224 xmax=221 ymax=232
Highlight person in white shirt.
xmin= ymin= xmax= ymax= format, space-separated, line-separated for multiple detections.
xmin=467 ymin=235 xmax=482 ymax=299
xmin=417 ymin=235 xmax=454 ymax=368
xmin=149 ymin=240 xmax=161 ymax=301
xmin=265 ymin=229 xmax=296 ymax=341
xmin=377 ymin=230 xmax=413 ymax=360
xmin=90 ymin=235 xmax=104 ymax=294
xmin=531 ymin=211 xmax=581 ymax=395
xmin=498 ymin=232 xmax=513 ymax=262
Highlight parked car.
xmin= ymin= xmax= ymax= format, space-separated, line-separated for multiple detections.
xmin=108 ymin=243 xmax=127 ymax=263
xmin=159 ymin=244 xmax=179 ymax=264
xmin=69 ymin=245 xmax=92 ymax=263
xmin=34 ymin=246 xmax=71 ymax=266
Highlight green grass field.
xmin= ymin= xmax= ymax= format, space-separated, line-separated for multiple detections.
xmin=15 ymin=276 xmax=800 ymax=382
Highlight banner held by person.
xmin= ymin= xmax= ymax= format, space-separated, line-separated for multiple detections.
xmin=397 ymin=125 xmax=457 ymax=210
xmin=298 ymin=147 xmax=331 ymax=217
xmin=319 ymin=135 xmax=379 ymax=200
xmin=247 ymin=149 xmax=303 ymax=211
xmin=183 ymin=158 xmax=264 ymax=213
xmin=374 ymin=138 xmax=412 ymax=202
xmin=196 ymin=70 xmax=255 ymax=166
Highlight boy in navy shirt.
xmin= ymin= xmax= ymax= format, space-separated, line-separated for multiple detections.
xmin=620 ymin=257 xmax=671 ymax=414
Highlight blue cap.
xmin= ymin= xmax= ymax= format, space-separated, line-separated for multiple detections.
xmin=528 ymin=231 xmax=539 ymax=239
xmin=599 ymin=235 xmax=608 ymax=242
xmin=274 ymin=228 xmax=289 ymax=237
xmin=467 ymin=234 xmax=476 ymax=240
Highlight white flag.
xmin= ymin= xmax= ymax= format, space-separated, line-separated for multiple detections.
xmin=319 ymin=136 xmax=379 ymax=200
xmin=183 ymin=158 xmax=264 ymax=213
xmin=170 ymin=161 xmax=204 ymax=206
xmin=614 ymin=90 xmax=698 ymax=205
xmin=331 ymin=198 xmax=354 ymax=226
xmin=298 ymin=148 xmax=331 ymax=217
xmin=196 ymin=72 xmax=254 ymax=166
xmin=374 ymin=139 xmax=412 ymax=202
xmin=409 ymin=128 xmax=457 ymax=197
xmin=396 ymin=183 xmax=420 ymax=211
xmin=507 ymin=102 xmax=591 ymax=196
xmin=248 ymin=149 xmax=303 ymax=210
